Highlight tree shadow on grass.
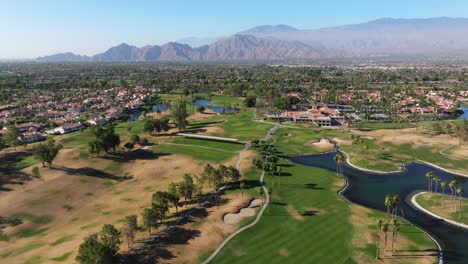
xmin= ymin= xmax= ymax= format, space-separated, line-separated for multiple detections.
xmin=0 ymin=151 xmax=37 ymax=192
xmin=53 ymin=167 xmax=133 ymax=181
xmin=304 ymin=183 xmax=324 ymax=190
xmin=239 ymin=179 xmax=262 ymax=189
xmin=123 ymin=227 xmax=201 ymax=263
xmin=100 ymin=149 xmax=171 ymax=163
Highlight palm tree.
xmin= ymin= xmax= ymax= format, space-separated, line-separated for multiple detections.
xmin=449 ymin=180 xmax=458 ymax=213
xmin=382 ymin=223 xmax=389 ymax=256
xmin=433 ymin=177 xmax=440 ymax=194
xmin=385 ymin=195 xmax=392 ymax=221
xmin=456 ymin=187 xmax=464 ymax=219
xmin=333 ymin=152 xmax=344 ymax=176
xmin=425 ymin=171 xmax=433 ymax=193
xmin=392 ymin=194 xmax=400 ymax=218
xmin=275 ymin=165 xmax=281 ymax=189
xmin=391 ymin=219 xmax=400 ymax=255
xmin=440 ymin=181 xmax=447 ymax=208
xmin=376 ymin=220 xmax=383 ymax=259
xmin=433 ymin=176 xmax=440 ymax=203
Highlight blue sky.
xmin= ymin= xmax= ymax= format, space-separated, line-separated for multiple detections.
xmin=1 ymin=0 xmax=468 ymax=58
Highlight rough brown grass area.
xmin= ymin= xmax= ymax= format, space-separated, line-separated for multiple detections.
xmin=0 ymin=147 xmax=201 ymax=263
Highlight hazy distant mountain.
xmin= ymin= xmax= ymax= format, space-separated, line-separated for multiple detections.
xmin=37 ymin=17 xmax=468 ymax=61
xmin=38 ymin=35 xmax=330 ymax=62
xmin=237 ymin=25 xmax=298 ymax=35
xmin=202 ymin=35 xmax=328 ymax=60
xmin=37 ymin=52 xmax=90 ymax=62
xmin=265 ymin=17 xmax=468 ymax=56
xmin=175 ymin=36 xmax=221 ymax=47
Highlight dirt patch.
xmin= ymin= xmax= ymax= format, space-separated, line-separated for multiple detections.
xmin=286 ymin=205 xmax=304 ymax=221
xmin=333 ymin=137 xmax=352 ymax=146
xmin=203 ymin=126 xmax=225 ymax=135
xmin=279 ymin=248 xmax=289 ymax=256
xmin=237 ymin=150 xmax=256 ymax=175
xmin=188 ymin=111 xmax=218 ymax=122
xmin=354 ymin=128 xmax=458 ymax=147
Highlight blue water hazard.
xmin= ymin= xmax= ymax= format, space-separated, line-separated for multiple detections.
xmin=290 ymin=152 xmax=468 ymax=264
xmin=457 ymin=105 xmax=468 ymax=120
xmin=127 ymin=99 xmax=238 ymax=122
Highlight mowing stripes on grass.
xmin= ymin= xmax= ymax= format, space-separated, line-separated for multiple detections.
xmin=50 ymin=251 xmax=73 ymax=262
xmin=0 ymin=243 xmax=45 ymax=258
xmin=50 ymin=234 xmax=75 ymax=246
xmin=15 ymin=227 xmax=48 ymax=238
xmin=24 ymin=255 xmax=43 ymax=264
xmin=11 ymin=213 xmax=51 ymax=224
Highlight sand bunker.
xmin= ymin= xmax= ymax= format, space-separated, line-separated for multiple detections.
xmin=308 ymin=138 xmax=334 ymax=149
xmin=223 ymin=199 xmax=262 ymax=225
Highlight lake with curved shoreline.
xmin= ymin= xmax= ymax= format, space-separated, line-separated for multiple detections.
xmin=290 ymin=152 xmax=468 ymax=264
xmin=457 ymin=105 xmax=468 ymax=119
xmin=127 ymin=99 xmax=238 ymax=122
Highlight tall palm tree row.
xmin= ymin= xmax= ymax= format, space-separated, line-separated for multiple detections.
xmin=456 ymin=187 xmax=464 ymax=219
xmin=425 ymin=171 xmax=433 ymax=193
xmin=449 ymin=180 xmax=458 ymax=213
xmin=440 ymin=181 xmax=447 ymax=208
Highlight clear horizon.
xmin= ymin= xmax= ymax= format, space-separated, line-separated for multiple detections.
xmin=1 ymin=0 xmax=468 ymax=58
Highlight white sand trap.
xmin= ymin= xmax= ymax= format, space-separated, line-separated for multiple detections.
xmin=223 ymin=199 xmax=262 ymax=225
xmin=309 ymin=138 xmax=334 ymax=149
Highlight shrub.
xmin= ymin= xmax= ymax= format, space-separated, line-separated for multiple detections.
xmin=32 ymin=166 xmax=40 ymax=177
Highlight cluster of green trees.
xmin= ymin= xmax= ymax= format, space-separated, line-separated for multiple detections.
xmin=432 ymin=120 xmax=468 ymax=145
xmin=173 ymin=101 xmax=189 ymax=132
xmin=88 ymin=123 xmax=120 ymax=155
xmin=201 ymin=164 xmax=241 ymax=206
xmin=32 ymin=139 xmax=62 ymax=168
xmin=76 ymin=224 xmax=122 ymax=264
xmin=376 ymin=194 xmax=401 ymax=259
xmin=1 ymin=125 xmax=21 ymax=150
xmin=143 ymin=117 xmax=170 ymax=135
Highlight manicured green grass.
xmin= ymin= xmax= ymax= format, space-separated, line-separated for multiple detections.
xmin=416 ymin=193 xmax=467 ymax=223
xmin=213 ymin=126 xmax=437 ymax=263
xmin=351 ymin=120 xmax=414 ymax=131
xmin=213 ymin=160 xmax=355 ymax=263
xmin=341 ymin=138 xmax=468 ymax=172
xmin=211 ymin=111 xmax=273 ymax=141
xmin=155 ymin=144 xmax=236 ymax=162
xmin=210 ymin=95 xmax=245 ymax=106
xmin=11 ymin=213 xmax=51 ymax=224
xmin=172 ymin=137 xmax=244 ymax=152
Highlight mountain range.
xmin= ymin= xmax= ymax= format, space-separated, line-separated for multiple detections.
xmin=37 ymin=17 xmax=468 ymax=62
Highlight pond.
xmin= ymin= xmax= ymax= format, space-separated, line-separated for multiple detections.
xmin=290 ymin=152 xmax=468 ymax=264
xmin=457 ymin=105 xmax=468 ymax=120
xmin=127 ymin=99 xmax=238 ymax=122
